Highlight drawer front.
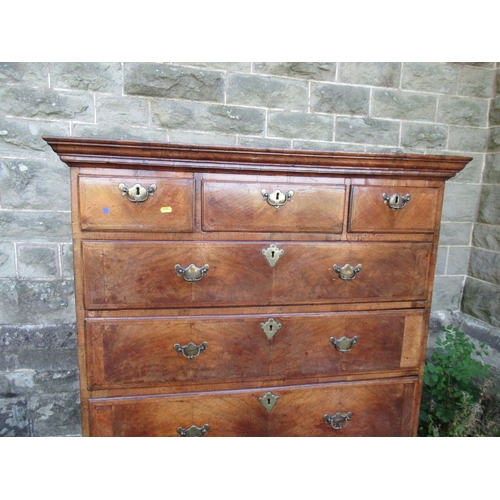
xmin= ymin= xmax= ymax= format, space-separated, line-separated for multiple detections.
xmin=86 ymin=311 xmax=425 ymax=390
xmin=78 ymin=175 xmax=194 ymax=232
xmin=202 ymin=181 xmax=345 ymax=233
xmin=350 ymin=185 xmax=440 ymax=233
xmin=82 ymin=241 xmax=432 ymax=309
xmin=89 ymin=379 xmax=417 ymax=436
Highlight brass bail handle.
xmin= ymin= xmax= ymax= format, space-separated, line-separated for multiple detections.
xmin=175 ymin=263 xmax=210 ymax=282
xmin=177 ymin=424 xmax=210 ymax=437
xmin=119 ymin=182 xmax=157 ymax=203
xmin=382 ymin=192 xmax=411 ymax=210
xmin=330 ymin=335 xmax=358 ymax=353
xmin=324 ymin=412 xmax=353 ymax=430
xmin=333 ymin=263 xmax=362 ymax=281
xmin=174 ymin=341 xmax=208 ymax=360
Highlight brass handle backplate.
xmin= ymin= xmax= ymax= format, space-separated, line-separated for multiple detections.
xmin=382 ymin=192 xmax=411 ymax=210
xmin=177 ymin=424 xmax=210 ymax=437
xmin=333 ymin=263 xmax=362 ymax=281
xmin=324 ymin=412 xmax=353 ymax=430
xmin=175 ymin=263 xmax=210 ymax=282
xmin=174 ymin=341 xmax=208 ymax=360
xmin=119 ymin=182 xmax=157 ymax=203
xmin=261 ymin=188 xmax=294 ymax=210
xmin=330 ymin=335 xmax=358 ymax=352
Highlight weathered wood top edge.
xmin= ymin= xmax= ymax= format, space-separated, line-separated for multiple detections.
xmin=43 ymin=136 xmax=472 ymax=178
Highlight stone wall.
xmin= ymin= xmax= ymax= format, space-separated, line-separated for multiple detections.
xmin=462 ymin=67 xmax=500 ymax=327
xmin=0 ymin=62 xmax=497 ymax=436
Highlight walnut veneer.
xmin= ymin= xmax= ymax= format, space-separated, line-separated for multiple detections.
xmin=44 ymin=137 xmax=470 ymax=437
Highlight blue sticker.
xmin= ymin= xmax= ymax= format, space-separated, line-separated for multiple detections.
xmin=103 ymin=207 xmax=110 ymax=214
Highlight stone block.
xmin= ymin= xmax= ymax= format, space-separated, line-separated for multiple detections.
xmin=124 ymin=63 xmax=224 ymax=102
xmin=437 ymin=96 xmax=489 ymax=127
xmin=294 ymin=141 xmax=361 ymax=152
xmin=61 ymin=244 xmax=74 ymax=279
xmin=431 ymin=275 xmax=465 ymax=311
xmin=30 ymin=392 xmax=81 ymax=437
xmin=462 ymin=277 xmax=500 ymax=328
xmin=227 ymin=73 xmax=308 ymax=111
xmin=0 ymin=396 xmax=30 ymax=436
xmin=0 ymin=87 xmax=94 ymax=122
xmin=96 ymin=95 xmax=149 ymax=127
xmin=0 ymin=210 xmax=71 ymax=242
xmin=371 ymin=89 xmax=437 ymax=121
xmin=457 ymin=66 xmax=497 ymax=98
xmin=177 ymin=62 xmax=251 ymax=72
xmin=0 ymin=158 xmax=71 ymax=211
xmin=469 ymin=247 xmax=500 ymax=286
xmin=238 ymin=137 xmax=291 ymax=150
xmin=0 ymin=62 xmax=48 ymax=86
xmin=0 ymin=324 xmax=77 ymax=350
xmin=336 ymin=117 xmax=399 ymax=146
xmin=439 ymin=222 xmax=473 ymax=246
xmin=0 ymin=280 xmax=75 ymax=325
xmin=449 ymin=126 xmax=489 ymax=152
xmin=168 ymin=130 xmax=237 ymax=147
xmin=477 ymin=184 xmax=500 ymax=225
xmin=17 ymin=245 xmax=59 ymax=279
xmin=489 ymin=96 xmax=500 ymax=126
xmin=449 ymin=153 xmax=483 ymax=184
xmin=435 ymin=246 xmax=448 ymax=275
xmin=0 ymin=243 xmax=16 ymax=278
xmin=473 ymin=224 xmax=500 ymax=252
xmin=446 ymin=246 xmax=471 ymax=275
xmin=489 ymin=126 xmax=500 ymax=152
xmin=50 ymin=62 xmax=122 ymax=92
xmin=441 ymin=183 xmax=481 ymax=223
xmin=0 ymin=117 xmax=69 ymax=157
xmin=71 ymin=124 xmax=167 ymax=143
xmin=483 ymin=153 xmax=500 ymax=184
xmin=152 ymin=101 xmax=265 ymax=136
xmin=401 ymin=122 xmax=448 ymax=150
xmin=311 ymin=83 xmax=370 ymax=115
xmin=268 ymin=111 xmax=334 ymax=141
xmin=402 ymin=62 xmax=459 ymax=94
xmin=338 ymin=62 xmax=401 ymax=87
xmin=253 ymin=62 xmax=337 ymax=81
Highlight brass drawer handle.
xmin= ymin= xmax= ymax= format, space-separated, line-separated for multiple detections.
xmin=382 ymin=192 xmax=411 ymax=210
xmin=330 ymin=335 xmax=358 ymax=352
xmin=119 ymin=182 xmax=157 ymax=203
xmin=324 ymin=412 xmax=352 ymax=430
xmin=175 ymin=263 xmax=210 ymax=282
xmin=174 ymin=341 xmax=208 ymax=360
xmin=177 ymin=424 xmax=210 ymax=437
xmin=333 ymin=263 xmax=362 ymax=280
xmin=261 ymin=188 xmax=294 ymax=210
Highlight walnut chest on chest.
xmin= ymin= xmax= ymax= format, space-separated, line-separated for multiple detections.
xmin=45 ymin=137 xmax=469 ymax=437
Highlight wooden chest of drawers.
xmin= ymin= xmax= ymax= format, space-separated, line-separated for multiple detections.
xmin=45 ymin=137 xmax=469 ymax=437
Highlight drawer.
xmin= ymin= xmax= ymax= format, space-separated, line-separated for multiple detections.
xmin=85 ymin=311 xmax=425 ymax=390
xmin=349 ymin=185 xmax=440 ymax=233
xmin=88 ymin=378 xmax=417 ymax=436
xmin=82 ymin=241 xmax=432 ymax=309
xmin=202 ymin=181 xmax=345 ymax=233
xmin=78 ymin=175 xmax=194 ymax=232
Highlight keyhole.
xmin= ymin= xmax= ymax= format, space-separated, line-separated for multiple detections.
xmin=269 ymin=324 xmax=273 ymax=331
xmin=267 ymin=398 xmax=272 ymax=405
xmin=275 ymin=192 xmax=280 ymax=200
xmin=136 ymin=186 xmax=141 ymax=196
xmin=394 ymin=194 xmax=400 ymax=204
xmin=271 ymin=251 xmax=275 ymax=258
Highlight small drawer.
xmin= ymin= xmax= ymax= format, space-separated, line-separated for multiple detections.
xmin=202 ymin=181 xmax=345 ymax=233
xmin=88 ymin=378 xmax=417 ymax=436
xmin=78 ymin=175 xmax=194 ymax=232
xmin=349 ymin=185 xmax=440 ymax=233
xmin=85 ymin=311 xmax=424 ymax=391
xmin=82 ymin=241 xmax=432 ymax=309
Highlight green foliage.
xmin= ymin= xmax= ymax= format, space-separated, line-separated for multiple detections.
xmin=419 ymin=325 xmax=492 ymax=437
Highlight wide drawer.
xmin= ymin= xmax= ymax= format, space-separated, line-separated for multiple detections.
xmin=78 ymin=175 xmax=195 ymax=232
xmin=85 ymin=311 xmax=425 ymax=390
xmin=82 ymin=241 xmax=432 ymax=309
xmin=88 ymin=378 xmax=417 ymax=436
xmin=202 ymin=181 xmax=345 ymax=233
xmin=349 ymin=185 xmax=440 ymax=233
